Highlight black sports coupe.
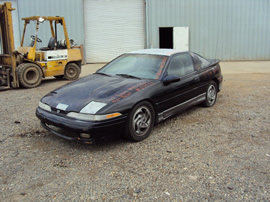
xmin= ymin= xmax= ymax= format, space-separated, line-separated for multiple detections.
xmin=36 ymin=49 xmax=223 ymax=143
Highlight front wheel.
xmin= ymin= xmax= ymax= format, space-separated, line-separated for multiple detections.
xmin=17 ymin=63 xmax=42 ymax=88
xmin=64 ymin=63 xmax=81 ymax=80
xmin=202 ymin=81 xmax=217 ymax=107
xmin=124 ymin=101 xmax=155 ymax=142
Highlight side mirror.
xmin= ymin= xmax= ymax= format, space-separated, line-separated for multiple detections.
xmin=163 ymin=75 xmax=180 ymax=85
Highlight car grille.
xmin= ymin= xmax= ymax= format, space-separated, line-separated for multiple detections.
xmin=46 ymin=124 xmax=78 ymax=138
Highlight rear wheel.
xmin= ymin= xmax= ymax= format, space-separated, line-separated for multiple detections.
xmin=124 ymin=101 xmax=155 ymax=142
xmin=202 ymin=81 xmax=217 ymax=107
xmin=64 ymin=63 xmax=81 ymax=80
xmin=17 ymin=63 xmax=42 ymax=88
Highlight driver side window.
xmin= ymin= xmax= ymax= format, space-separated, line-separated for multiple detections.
xmin=167 ymin=53 xmax=194 ymax=77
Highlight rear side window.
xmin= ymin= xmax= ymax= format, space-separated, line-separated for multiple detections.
xmin=167 ymin=53 xmax=194 ymax=77
xmin=191 ymin=53 xmax=210 ymax=69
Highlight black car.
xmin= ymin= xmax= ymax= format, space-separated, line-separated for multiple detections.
xmin=36 ymin=49 xmax=223 ymax=143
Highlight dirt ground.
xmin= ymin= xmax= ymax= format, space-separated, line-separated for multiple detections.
xmin=0 ymin=61 xmax=269 ymax=201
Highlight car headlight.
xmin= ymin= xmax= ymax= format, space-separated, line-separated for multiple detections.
xmin=66 ymin=112 xmax=122 ymax=121
xmin=39 ymin=101 xmax=51 ymax=112
xmin=80 ymin=101 xmax=107 ymax=114
xmin=66 ymin=101 xmax=121 ymax=121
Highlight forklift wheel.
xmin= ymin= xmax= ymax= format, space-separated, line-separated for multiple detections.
xmin=64 ymin=63 xmax=81 ymax=80
xmin=17 ymin=63 xmax=42 ymax=88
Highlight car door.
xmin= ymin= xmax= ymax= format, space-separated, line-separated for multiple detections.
xmin=157 ymin=53 xmax=201 ymax=119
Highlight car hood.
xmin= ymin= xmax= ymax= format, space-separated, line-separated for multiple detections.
xmin=41 ymin=74 xmax=155 ymax=113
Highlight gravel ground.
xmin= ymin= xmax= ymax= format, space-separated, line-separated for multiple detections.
xmin=0 ymin=62 xmax=270 ymax=201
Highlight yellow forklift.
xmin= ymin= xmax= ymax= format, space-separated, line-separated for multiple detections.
xmin=0 ymin=2 xmax=82 ymax=90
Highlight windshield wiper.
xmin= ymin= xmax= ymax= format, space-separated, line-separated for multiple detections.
xmin=116 ymin=74 xmax=141 ymax=79
xmin=94 ymin=72 xmax=111 ymax=76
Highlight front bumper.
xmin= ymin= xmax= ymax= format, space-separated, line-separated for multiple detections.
xmin=36 ymin=107 xmax=127 ymax=143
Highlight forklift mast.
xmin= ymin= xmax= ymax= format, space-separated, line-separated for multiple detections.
xmin=0 ymin=2 xmax=19 ymax=90
xmin=0 ymin=2 xmax=15 ymax=54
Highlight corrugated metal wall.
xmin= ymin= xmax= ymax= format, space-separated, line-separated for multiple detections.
xmin=17 ymin=0 xmax=84 ymax=49
xmin=146 ymin=0 xmax=270 ymax=60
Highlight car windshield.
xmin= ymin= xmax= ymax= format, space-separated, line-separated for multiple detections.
xmin=97 ymin=54 xmax=168 ymax=79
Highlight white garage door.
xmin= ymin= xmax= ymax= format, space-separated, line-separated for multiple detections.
xmin=0 ymin=0 xmax=20 ymax=50
xmin=84 ymin=0 xmax=145 ymax=63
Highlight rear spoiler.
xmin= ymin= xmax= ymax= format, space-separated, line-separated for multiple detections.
xmin=208 ymin=59 xmax=220 ymax=67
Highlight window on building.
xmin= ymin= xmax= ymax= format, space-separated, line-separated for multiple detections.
xmin=159 ymin=27 xmax=173 ymax=48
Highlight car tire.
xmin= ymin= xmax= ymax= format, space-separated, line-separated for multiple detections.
xmin=64 ymin=63 xmax=81 ymax=80
xmin=17 ymin=63 xmax=42 ymax=88
xmin=202 ymin=81 xmax=217 ymax=107
xmin=124 ymin=101 xmax=155 ymax=142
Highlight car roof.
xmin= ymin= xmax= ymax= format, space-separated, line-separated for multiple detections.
xmin=128 ymin=49 xmax=186 ymax=56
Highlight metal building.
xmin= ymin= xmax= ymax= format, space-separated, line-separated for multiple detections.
xmin=145 ymin=0 xmax=270 ymax=61
xmin=1 ymin=0 xmax=269 ymax=62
